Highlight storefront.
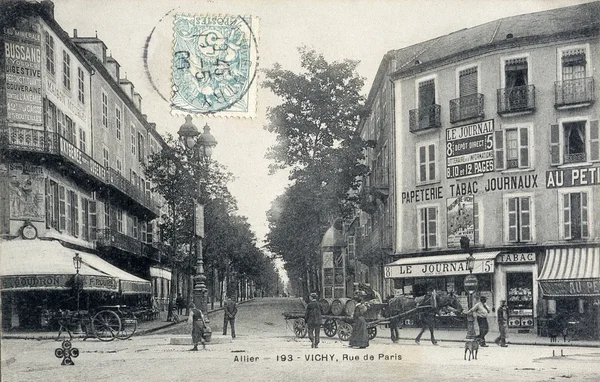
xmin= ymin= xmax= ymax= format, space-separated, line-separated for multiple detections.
xmin=385 ymin=252 xmax=498 ymax=327
xmin=538 ymin=246 xmax=600 ymax=340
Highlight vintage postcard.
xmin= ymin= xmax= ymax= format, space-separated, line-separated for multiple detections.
xmin=1 ymin=0 xmax=599 ymax=381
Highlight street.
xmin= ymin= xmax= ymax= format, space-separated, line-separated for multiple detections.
xmin=2 ymin=298 xmax=600 ymax=382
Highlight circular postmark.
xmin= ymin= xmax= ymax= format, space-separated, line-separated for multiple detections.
xmin=171 ymin=14 xmax=259 ymax=116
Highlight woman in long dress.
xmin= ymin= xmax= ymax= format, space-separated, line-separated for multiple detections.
xmin=349 ymin=296 xmax=369 ymax=348
xmin=188 ymin=303 xmax=207 ymax=351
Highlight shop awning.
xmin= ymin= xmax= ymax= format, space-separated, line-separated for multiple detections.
xmin=0 ymin=239 xmax=118 ymax=292
xmin=79 ymin=252 xmax=152 ymax=295
xmin=539 ymin=247 xmax=600 ymax=297
xmin=384 ymin=251 xmax=498 ymax=278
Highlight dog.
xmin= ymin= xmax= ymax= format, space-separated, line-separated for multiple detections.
xmin=464 ymin=340 xmax=479 ymax=361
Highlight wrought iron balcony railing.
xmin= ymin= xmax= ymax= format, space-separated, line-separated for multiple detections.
xmin=58 ymin=137 xmax=107 ymax=183
xmin=1 ymin=126 xmax=59 ymax=153
xmin=96 ymin=228 xmax=143 ymax=256
xmin=409 ymin=104 xmax=441 ymax=132
xmin=497 ymin=85 xmax=536 ymax=115
xmin=107 ymin=168 xmax=160 ymax=216
xmin=555 ymin=77 xmax=595 ymax=108
xmin=564 ymin=152 xmax=587 ymax=164
xmin=449 ymin=93 xmax=484 ymax=123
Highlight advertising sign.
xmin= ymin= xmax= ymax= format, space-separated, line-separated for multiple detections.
xmin=385 ymin=258 xmax=494 ymax=278
xmin=446 ymin=120 xmax=494 ymax=179
xmin=3 ymin=22 xmax=43 ymax=125
xmin=546 ymin=167 xmax=600 ymax=188
xmin=446 ymin=195 xmax=474 ymax=248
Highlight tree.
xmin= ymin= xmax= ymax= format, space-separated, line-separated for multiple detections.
xmin=263 ymin=47 xmax=368 ymax=296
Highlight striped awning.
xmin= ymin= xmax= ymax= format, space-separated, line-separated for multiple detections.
xmin=538 ymin=247 xmax=600 ymax=297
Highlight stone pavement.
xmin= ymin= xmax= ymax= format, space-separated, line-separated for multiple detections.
xmin=1 ymin=298 xmax=254 ymax=341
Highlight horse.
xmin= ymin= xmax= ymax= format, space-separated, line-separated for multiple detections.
xmin=386 ymin=292 xmax=463 ymax=345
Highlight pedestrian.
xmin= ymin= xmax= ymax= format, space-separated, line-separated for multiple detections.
xmin=188 ymin=302 xmax=208 ymax=351
xmin=223 ymin=295 xmax=238 ymax=339
xmin=349 ymin=293 xmax=369 ymax=349
xmin=304 ymin=292 xmax=322 ymax=348
xmin=385 ymin=295 xmax=400 ymax=343
xmin=494 ymin=299 xmax=508 ymax=347
xmin=176 ymin=294 xmax=185 ymax=315
xmin=467 ymin=295 xmax=490 ymax=346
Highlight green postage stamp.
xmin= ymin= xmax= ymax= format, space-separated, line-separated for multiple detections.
xmin=171 ymin=14 xmax=259 ymax=118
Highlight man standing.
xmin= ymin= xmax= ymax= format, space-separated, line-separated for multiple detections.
xmin=467 ymin=296 xmax=490 ymax=346
xmin=175 ymin=293 xmax=185 ymax=315
xmin=305 ymin=293 xmax=322 ymax=348
xmin=495 ymin=300 xmax=509 ymax=347
xmin=223 ymin=295 xmax=238 ymax=339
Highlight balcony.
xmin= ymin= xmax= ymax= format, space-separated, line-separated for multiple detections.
xmin=497 ymin=85 xmax=535 ymax=115
xmin=409 ymin=104 xmax=441 ymax=132
xmin=1 ymin=126 xmax=59 ymax=153
xmin=107 ymin=168 xmax=160 ymax=217
xmin=58 ymin=137 xmax=107 ymax=183
xmin=555 ymin=77 xmax=595 ymax=109
xmin=373 ymin=166 xmax=389 ymax=193
xmin=449 ymin=94 xmax=484 ymax=123
xmin=96 ymin=228 xmax=143 ymax=257
xmin=564 ymin=152 xmax=586 ymax=164
xmin=357 ymin=225 xmax=393 ymax=259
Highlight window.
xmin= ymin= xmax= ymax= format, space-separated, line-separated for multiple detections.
xmin=103 ymin=147 xmax=109 ymax=168
xmin=133 ymin=216 xmax=139 ymax=239
xmin=69 ymin=191 xmax=79 ymax=237
xmin=418 ymin=79 xmax=436 ymax=109
xmin=500 ymin=56 xmax=532 ymax=112
xmin=57 ymin=110 xmax=65 ymax=137
xmin=79 ymin=128 xmax=86 ymax=153
xmin=560 ymin=191 xmax=589 ymax=240
xmin=45 ymin=179 xmax=59 ymax=229
xmin=62 ymin=50 xmax=71 ymax=90
xmin=65 ymin=116 xmax=76 ymax=144
xmin=116 ymin=158 xmax=122 ymax=174
xmin=418 ymin=206 xmax=438 ymax=249
xmin=58 ymin=185 xmax=66 ymax=231
xmin=44 ymin=99 xmax=57 ymax=131
xmin=416 ymin=142 xmax=437 ymax=183
xmin=102 ymin=92 xmax=108 ymax=128
xmin=45 ymin=32 xmax=55 ymax=75
xmin=459 ymin=67 xmax=478 ymax=98
xmin=494 ymin=126 xmax=530 ymax=170
xmin=116 ymin=208 xmax=123 ymax=233
xmin=561 ymin=47 xmax=587 ymax=81
xmin=115 ymin=107 xmax=122 ymax=140
xmin=138 ymin=133 xmax=145 ymax=163
xmin=89 ymin=201 xmax=97 ymax=240
xmin=104 ymin=202 xmax=110 ymax=229
xmin=131 ymin=125 xmax=136 ymax=155
xmin=550 ymin=120 xmax=599 ymax=165
xmin=82 ymin=199 xmax=89 ymax=241
xmin=505 ymin=195 xmax=532 ymax=243
xmin=77 ymin=68 xmax=85 ymax=103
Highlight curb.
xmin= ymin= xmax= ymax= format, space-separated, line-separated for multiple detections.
xmin=393 ymin=336 xmax=600 ymax=348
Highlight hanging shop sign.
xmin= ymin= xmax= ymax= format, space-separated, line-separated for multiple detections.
xmin=2 ymin=22 xmax=43 ymax=125
xmin=546 ymin=167 xmax=600 ymax=188
xmin=446 ymin=195 xmax=474 ymax=248
xmin=446 ymin=120 xmax=494 ymax=179
xmin=496 ymin=252 xmax=536 ymax=264
xmin=385 ymin=258 xmax=494 ymax=278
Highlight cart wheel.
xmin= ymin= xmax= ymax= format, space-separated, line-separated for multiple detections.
xmin=368 ymin=325 xmax=377 ymax=340
xmin=92 ymin=310 xmax=120 ymax=342
xmin=338 ymin=322 xmax=352 ymax=341
xmin=116 ymin=312 xmax=138 ymax=340
xmin=323 ymin=318 xmax=337 ymax=337
xmin=293 ymin=318 xmax=307 ymax=338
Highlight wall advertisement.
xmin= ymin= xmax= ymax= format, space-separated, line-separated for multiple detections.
xmin=446 ymin=120 xmax=494 ymax=179
xmin=446 ymin=195 xmax=474 ymax=248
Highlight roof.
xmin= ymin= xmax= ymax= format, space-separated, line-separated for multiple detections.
xmin=389 ymin=1 xmax=600 ymax=80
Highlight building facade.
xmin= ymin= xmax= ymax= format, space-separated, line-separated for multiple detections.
xmin=0 ymin=1 xmax=171 ymax=329
xmin=380 ymin=2 xmax=599 ymax=337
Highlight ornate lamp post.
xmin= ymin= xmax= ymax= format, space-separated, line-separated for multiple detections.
xmin=72 ymin=253 xmax=82 ymax=312
xmin=461 ymin=237 xmax=478 ymax=341
xmin=177 ymin=115 xmax=217 ymax=315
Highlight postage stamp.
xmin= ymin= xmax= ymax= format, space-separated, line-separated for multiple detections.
xmin=171 ymin=14 xmax=259 ymax=118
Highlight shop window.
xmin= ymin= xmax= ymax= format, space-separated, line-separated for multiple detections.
xmin=416 ymin=142 xmax=438 ymax=184
xmin=505 ymin=195 xmax=533 ymax=243
xmin=45 ymin=32 xmax=55 ymax=75
xmin=550 ymin=120 xmax=599 ymax=165
xmin=495 ymin=126 xmax=531 ymax=170
xmin=418 ymin=205 xmax=438 ymax=249
xmin=506 ymin=273 xmax=534 ymax=329
xmin=560 ymin=191 xmax=589 ymax=240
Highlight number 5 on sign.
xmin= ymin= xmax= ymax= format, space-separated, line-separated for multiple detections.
xmin=483 ymin=260 xmax=493 ymax=273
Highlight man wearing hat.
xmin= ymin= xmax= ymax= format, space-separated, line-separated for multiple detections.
xmin=305 ymin=293 xmax=322 ymax=348
xmin=494 ymin=299 xmax=509 ymax=347
xmin=467 ymin=296 xmax=490 ymax=346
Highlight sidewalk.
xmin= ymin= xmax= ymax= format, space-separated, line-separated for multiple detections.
xmin=389 ymin=326 xmax=600 ymax=348
xmin=1 ymin=299 xmax=254 ymax=341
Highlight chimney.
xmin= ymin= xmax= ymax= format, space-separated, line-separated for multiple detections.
xmin=73 ymin=29 xmax=77 ymax=38
xmin=119 ymin=79 xmax=134 ymax=100
xmin=106 ymin=56 xmax=120 ymax=81
xmin=133 ymin=92 xmax=142 ymax=112
xmin=40 ymin=1 xmax=55 ymax=19
xmin=149 ymin=123 xmax=156 ymax=131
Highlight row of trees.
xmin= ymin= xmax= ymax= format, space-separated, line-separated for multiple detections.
xmin=263 ymin=48 xmax=369 ymax=298
xmin=144 ymin=135 xmax=280 ymax=316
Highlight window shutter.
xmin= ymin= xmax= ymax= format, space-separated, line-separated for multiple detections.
xmin=73 ymin=192 xmax=79 ymax=237
xmin=550 ymin=124 xmax=561 ymax=165
xmin=45 ymin=179 xmax=51 ymax=228
xmin=89 ymin=201 xmax=97 ymax=240
xmin=563 ymin=193 xmax=571 ymax=240
xmin=520 ymin=197 xmax=531 ymax=242
xmin=589 ymin=120 xmax=599 ymax=162
xmin=418 ymin=146 xmax=426 ymax=182
xmin=519 ymin=127 xmax=529 ymax=168
xmin=58 ymin=186 xmax=66 ymax=231
xmin=459 ymin=68 xmax=478 ymax=97
xmin=419 ymin=208 xmax=426 ymax=249
xmin=507 ymin=198 xmax=517 ymax=242
xmin=82 ymin=199 xmax=89 ymax=240
xmin=65 ymin=189 xmax=72 ymax=233
xmin=581 ymin=192 xmax=589 ymax=238
xmin=428 ymin=207 xmax=437 ymax=248
xmin=418 ymin=80 xmax=435 ymax=107
xmin=428 ymin=144 xmax=436 ymax=181
xmin=495 ymin=130 xmax=504 ymax=170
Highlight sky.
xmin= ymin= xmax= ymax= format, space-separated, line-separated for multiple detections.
xmin=52 ymin=0 xmax=592 ymax=249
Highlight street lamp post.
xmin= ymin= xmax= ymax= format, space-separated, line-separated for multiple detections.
xmin=178 ymin=115 xmax=217 ymax=315
xmin=461 ymin=236 xmax=478 ymax=341
xmin=72 ymin=253 xmax=82 ymax=312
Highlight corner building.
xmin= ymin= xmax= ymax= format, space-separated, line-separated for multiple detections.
xmin=382 ymin=2 xmax=600 ymax=338
xmin=0 ymin=1 xmax=171 ymax=329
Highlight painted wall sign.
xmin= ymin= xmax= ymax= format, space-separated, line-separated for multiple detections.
xmin=3 ymin=24 xmax=43 ymax=125
xmin=446 ymin=119 xmax=494 ymax=179
xmin=1 ymin=274 xmax=118 ymax=292
xmin=540 ymin=279 xmax=600 ymax=297
xmin=446 ymin=195 xmax=474 ymax=248
xmin=401 ymin=186 xmax=443 ymax=204
xmin=384 ymin=258 xmax=494 ymax=278
xmin=496 ymin=252 xmax=536 ymax=263
xmin=546 ymin=167 xmax=600 ymax=188
xmin=8 ymin=163 xmax=45 ymax=221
